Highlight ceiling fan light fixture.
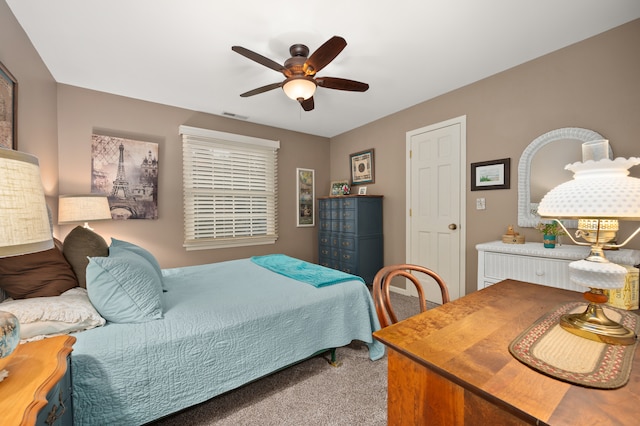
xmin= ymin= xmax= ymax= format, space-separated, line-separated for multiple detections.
xmin=282 ymin=77 xmax=316 ymax=101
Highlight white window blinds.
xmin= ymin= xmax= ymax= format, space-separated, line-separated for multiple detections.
xmin=180 ymin=126 xmax=279 ymax=250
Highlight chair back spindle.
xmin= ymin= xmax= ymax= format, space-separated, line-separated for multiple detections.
xmin=373 ymin=264 xmax=450 ymax=327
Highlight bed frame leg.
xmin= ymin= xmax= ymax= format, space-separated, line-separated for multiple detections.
xmin=328 ymin=348 xmax=341 ymax=367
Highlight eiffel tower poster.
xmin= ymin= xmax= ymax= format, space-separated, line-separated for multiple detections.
xmin=91 ymin=134 xmax=158 ymax=220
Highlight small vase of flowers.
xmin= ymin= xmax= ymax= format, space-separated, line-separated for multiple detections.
xmin=536 ymin=221 xmax=566 ymax=248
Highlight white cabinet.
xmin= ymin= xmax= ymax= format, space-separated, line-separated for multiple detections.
xmin=477 ymin=241 xmax=640 ymax=292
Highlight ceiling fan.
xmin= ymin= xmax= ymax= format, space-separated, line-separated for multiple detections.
xmin=232 ymin=36 xmax=369 ymax=111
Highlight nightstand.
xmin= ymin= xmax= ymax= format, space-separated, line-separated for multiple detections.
xmin=0 ymin=335 xmax=75 ymax=426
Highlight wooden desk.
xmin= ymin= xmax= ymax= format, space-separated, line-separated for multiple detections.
xmin=0 ymin=335 xmax=75 ymax=425
xmin=373 ymin=280 xmax=640 ymax=425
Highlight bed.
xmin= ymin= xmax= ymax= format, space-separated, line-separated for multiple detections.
xmin=0 ymin=236 xmax=384 ymax=426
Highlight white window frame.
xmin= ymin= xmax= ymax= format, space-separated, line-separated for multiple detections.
xmin=180 ymin=125 xmax=279 ymax=250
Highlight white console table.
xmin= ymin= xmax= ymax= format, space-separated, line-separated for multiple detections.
xmin=476 ymin=241 xmax=640 ymax=291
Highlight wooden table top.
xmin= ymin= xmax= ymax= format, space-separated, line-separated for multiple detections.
xmin=0 ymin=335 xmax=75 ymax=426
xmin=373 ymin=279 xmax=640 ymax=425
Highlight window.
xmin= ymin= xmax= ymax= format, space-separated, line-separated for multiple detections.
xmin=180 ymin=126 xmax=279 ymax=250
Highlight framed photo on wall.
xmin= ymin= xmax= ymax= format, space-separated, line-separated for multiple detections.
xmin=296 ymin=168 xmax=315 ymax=227
xmin=350 ymin=149 xmax=375 ymax=185
xmin=471 ymin=158 xmax=510 ymax=191
xmin=0 ymin=61 xmax=18 ymax=150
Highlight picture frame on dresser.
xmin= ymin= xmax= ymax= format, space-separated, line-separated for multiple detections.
xmin=0 ymin=61 xmax=18 ymax=150
xmin=296 ymin=168 xmax=315 ymax=227
xmin=330 ymin=180 xmax=350 ymax=196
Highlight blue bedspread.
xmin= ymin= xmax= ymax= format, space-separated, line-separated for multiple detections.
xmin=71 ymin=258 xmax=383 ymax=425
xmin=251 ymin=254 xmax=365 ymax=287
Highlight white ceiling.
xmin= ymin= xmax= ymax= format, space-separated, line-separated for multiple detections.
xmin=8 ymin=0 xmax=640 ymax=138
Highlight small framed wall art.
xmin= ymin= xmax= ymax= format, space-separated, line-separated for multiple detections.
xmin=0 ymin=61 xmax=18 ymax=150
xmin=471 ymin=158 xmax=510 ymax=191
xmin=350 ymin=149 xmax=375 ymax=185
xmin=296 ymin=168 xmax=315 ymax=227
xmin=358 ymin=186 xmax=367 ymax=195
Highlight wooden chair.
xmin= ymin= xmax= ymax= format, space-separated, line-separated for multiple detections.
xmin=372 ymin=264 xmax=450 ymax=328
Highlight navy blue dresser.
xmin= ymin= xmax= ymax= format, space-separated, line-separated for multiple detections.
xmin=318 ymin=195 xmax=383 ymax=284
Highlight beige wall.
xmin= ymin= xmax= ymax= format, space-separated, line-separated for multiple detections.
xmin=2 ymin=0 xmax=330 ymax=269
xmin=0 ymin=0 xmax=58 ymax=198
xmin=330 ymin=19 xmax=640 ymax=295
xmin=56 ymin=86 xmax=330 ymax=268
xmin=3 ymin=0 xmax=639 ymax=290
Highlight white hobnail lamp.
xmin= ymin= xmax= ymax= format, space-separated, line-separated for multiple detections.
xmin=537 ymin=145 xmax=640 ymax=345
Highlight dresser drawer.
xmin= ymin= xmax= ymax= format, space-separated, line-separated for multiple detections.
xmin=477 ymin=241 xmax=640 ymax=293
xmin=336 ymin=198 xmax=356 ymax=209
xmin=36 ymin=356 xmax=73 ymax=426
xmin=483 ymin=252 xmax=582 ymax=291
xmin=338 ymin=219 xmax=356 ymax=233
xmin=318 ymin=232 xmax=331 ymax=247
xmin=338 ymin=247 xmax=356 ymax=264
xmin=319 ymin=219 xmax=341 ymax=232
xmin=319 ymin=208 xmax=331 ymax=220
xmin=338 ymin=235 xmax=355 ymax=250
xmin=318 ymin=198 xmax=332 ymax=211
xmin=337 ymin=208 xmax=356 ymax=221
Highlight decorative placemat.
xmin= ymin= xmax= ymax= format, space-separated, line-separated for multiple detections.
xmin=509 ymin=302 xmax=640 ymax=389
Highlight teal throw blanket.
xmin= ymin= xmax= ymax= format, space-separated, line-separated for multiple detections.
xmin=251 ymin=254 xmax=365 ymax=288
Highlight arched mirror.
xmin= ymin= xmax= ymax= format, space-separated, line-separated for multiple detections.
xmin=517 ymin=127 xmax=609 ymax=228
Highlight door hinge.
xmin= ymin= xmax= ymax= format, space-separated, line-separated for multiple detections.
xmin=409 ymin=208 xmax=412 ymax=217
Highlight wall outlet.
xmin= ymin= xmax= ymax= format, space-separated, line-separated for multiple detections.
xmin=476 ymin=198 xmax=486 ymax=210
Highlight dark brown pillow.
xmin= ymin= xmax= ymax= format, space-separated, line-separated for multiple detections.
xmin=62 ymin=226 xmax=109 ymax=288
xmin=0 ymin=247 xmax=79 ymax=299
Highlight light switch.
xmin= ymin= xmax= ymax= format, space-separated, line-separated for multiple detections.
xmin=476 ymin=198 xmax=486 ymax=210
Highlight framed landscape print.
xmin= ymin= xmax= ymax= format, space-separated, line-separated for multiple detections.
xmin=350 ymin=149 xmax=375 ymax=185
xmin=471 ymin=158 xmax=510 ymax=191
xmin=0 ymin=61 xmax=18 ymax=150
xmin=296 ymin=168 xmax=315 ymax=227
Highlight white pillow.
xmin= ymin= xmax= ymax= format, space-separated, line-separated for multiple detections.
xmin=0 ymin=287 xmax=106 ymax=340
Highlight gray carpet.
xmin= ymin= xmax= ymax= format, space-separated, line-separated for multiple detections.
xmin=151 ymin=291 xmax=430 ymax=426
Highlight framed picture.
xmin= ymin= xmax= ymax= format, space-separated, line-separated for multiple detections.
xmin=296 ymin=168 xmax=315 ymax=227
xmin=0 ymin=61 xmax=18 ymax=150
xmin=91 ymin=133 xmax=159 ymax=219
xmin=471 ymin=158 xmax=510 ymax=191
xmin=358 ymin=186 xmax=367 ymax=195
xmin=330 ymin=180 xmax=350 ymax=196
xmin=350 ymin=149 xmax=375 ymax=185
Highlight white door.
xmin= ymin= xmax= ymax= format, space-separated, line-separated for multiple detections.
xmin=406 ymin=116 xmax=466 ymax=302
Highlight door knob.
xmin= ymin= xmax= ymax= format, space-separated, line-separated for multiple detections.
xmin=449 ymin=223 xmax=457 ymax=230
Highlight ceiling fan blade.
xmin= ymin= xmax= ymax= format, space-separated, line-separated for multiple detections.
xmin=299 ymin=97 xmax=314 ymax=111
xmin=316 ymin=77 xmax=369 ymax=92
xmin=240 ymin=82 xmax=282 ymax=97
xmin=304 ymin=36 xmax=347 ymax=75
xmin=232 ymin=46 xmax=286 ymax=74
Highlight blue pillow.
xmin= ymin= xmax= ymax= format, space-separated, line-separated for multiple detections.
xmin=110 ymin=238 xmax=162 ymax=280
xmin=86 ymin=246 xmax=163 ymax=323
